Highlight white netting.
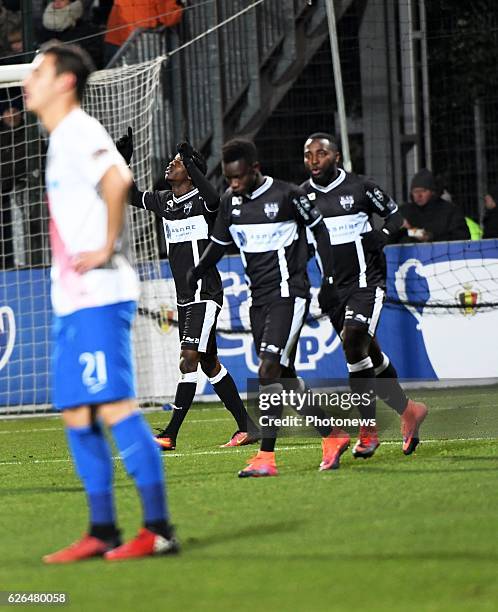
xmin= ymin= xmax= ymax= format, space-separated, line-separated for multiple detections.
xmin=0 ymin=58 xmax=180 ymax=414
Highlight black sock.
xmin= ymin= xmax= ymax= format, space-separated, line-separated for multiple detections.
xmin=374 ymin=355 xmax=408 ymax=415
xmin=259 ymin=382 xmax=284 ymax=453
xmin=348 ymin=358 xmax=377 ymax=421
xmin=89 ymin=523 xmax=121 ymax=542
xmin=282 ymin=376 xmax=332 ymax=438
xmin=210 ymin=366 xmax=258 ymax=434
xmin=164 ymin=379 xmax=197 ymax=439
xmin=145 ymin=519 xmax=174 ymax=539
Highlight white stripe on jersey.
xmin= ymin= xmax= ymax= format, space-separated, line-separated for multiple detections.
xmin=280 ymin=297 xmax=307 ymax=367
xmin=229 ymin=220 xmax=298 ymax=252
xmin=368 ymin=287 xmax=385 ymax=337
xmin=355 ymin=237 xmax=367 ymax=287
xmin=164 ymin=214 xmax=209 ymax=244
xmin=198 ymin=301 xmax=218 ymax=352
xmin=323 ymin=212 xmax=372 ymax=245
xmin=277 ymin=247 xmax=290 ymax=297
xmin=191 ymin=237 xmax=201 ymax=301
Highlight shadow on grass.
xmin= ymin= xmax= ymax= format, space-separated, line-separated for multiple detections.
xmin=184 ymin=520 xmax=300 ymax=552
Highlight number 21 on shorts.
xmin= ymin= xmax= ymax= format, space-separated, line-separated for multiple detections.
xmin=79 ymin=351 xmax=108 ymax=394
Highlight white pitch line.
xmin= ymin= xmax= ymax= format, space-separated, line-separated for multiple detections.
xmin=0 ymin=437 xmax=495 ymax=468
xmin=0 ymin=417 xmax=231 ymax=436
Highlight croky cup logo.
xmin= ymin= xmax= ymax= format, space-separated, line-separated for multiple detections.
xmin=0 ymin=306 xmax=16 ymax=371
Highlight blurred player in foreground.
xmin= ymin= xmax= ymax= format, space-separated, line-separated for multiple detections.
xmin=23 ymin=42 xmax=178 ymax=562
xmin=188 ymin=139 xmax=350 ymax=477
xmin=302 ymin=132 xmax=427 ymax=459
xmin=115 ymin=129 xmax=258 ymax=450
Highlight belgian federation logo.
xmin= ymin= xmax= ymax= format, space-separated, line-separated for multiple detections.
xmin=339 ymin=195 xmax=355 ymax=211
xmin=183 ymin=201 xmax=192 ymax=216
xmin=264 ymin=202 xmax=279 ymax=220
xmin=456 ymin=283 xmax=480 ymax=316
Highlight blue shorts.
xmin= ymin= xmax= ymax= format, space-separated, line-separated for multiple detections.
xmin=52 ymin=301 xmax=137 ymax=410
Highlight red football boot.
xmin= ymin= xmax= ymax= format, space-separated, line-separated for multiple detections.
xmin=319 ymin=431 xmax=351 ymax=471
xmin=352 ymin=425 xmax=380 ymax=459
xmin=43 ymin=534 xmax=119 ymax=564
xmin=104 ymin=528 xmax=179 ymax=561
xmin=401 ymin=400 xmax=428 ymax=455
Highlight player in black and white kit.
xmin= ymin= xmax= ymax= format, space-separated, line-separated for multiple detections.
xmin=303 ymin=133 xmax=428 ymax=458
xmin=115 ymin=129 xmax=258 ymax=450
xmin=188 ymin=139 xmax=351 ymax=478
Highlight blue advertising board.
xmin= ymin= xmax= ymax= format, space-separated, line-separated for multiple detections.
xmin=1 ymin=239 xmax=497 ymax=407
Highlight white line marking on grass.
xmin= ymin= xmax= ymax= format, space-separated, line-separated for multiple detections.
xmin=0 ymin=437 xmax=495 ymax=467
xmin=0 ymin=417 xmax=232 ymax=436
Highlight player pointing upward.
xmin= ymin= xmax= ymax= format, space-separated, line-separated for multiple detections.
xmin=23 ymin=42 xmax=178 ymax=562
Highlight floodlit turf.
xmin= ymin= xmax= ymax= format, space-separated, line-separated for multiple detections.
xmin=1 ymin=388 xmax=498 ymax=612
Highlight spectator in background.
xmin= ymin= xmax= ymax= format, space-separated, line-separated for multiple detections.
xmin=393 ymin=168 xmax=470 ymax=243
xmin=104 ymin=0 xmax=184 ymax=64
xmin=0 ymin=102 xmax=26 ymax=269
xmin=43 ymin=0 xmax=83 ymax=32
xmin=0 ymin=1 xmax=22 ymax=56
xmin=483 ymin=184 xmax=498 ymax=239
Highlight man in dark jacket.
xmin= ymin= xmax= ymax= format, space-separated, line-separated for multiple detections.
xmin=394 ymin=168 xmax=470 ymax=243
xmin=483 ymin=184 xmax=498 ymax=239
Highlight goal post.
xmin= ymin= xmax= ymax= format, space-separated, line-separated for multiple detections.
xmin=0 ymin=58 xmax=182 ymax=415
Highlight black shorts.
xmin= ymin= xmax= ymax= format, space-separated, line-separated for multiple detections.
xmin=177 ymin=301 xmax=220 ymax=354
xmin=250 ymin=297 xmax=310 ymax=367
xmin=328 ymin=285 xmax=385 ymax=337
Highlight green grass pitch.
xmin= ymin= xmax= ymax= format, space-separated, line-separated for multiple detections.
xmin=1 ymin=387 xmax=498 ymax=611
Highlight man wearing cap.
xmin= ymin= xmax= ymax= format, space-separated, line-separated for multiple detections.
xmin=395 ymin=168 xmax=470 ymax=243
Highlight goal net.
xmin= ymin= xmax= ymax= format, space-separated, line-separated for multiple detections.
xmin=0 ymin=57 xmax=181 ymax=415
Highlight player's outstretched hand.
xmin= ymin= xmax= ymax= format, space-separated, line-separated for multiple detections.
xmin=72 ymin=248 xmax=112 ymax=274
xmin=116 ymin=126 xmax=134 ymax=164
xmin=186 ymin=266 xmax=201 ymax=292
xmin=318 ymin=277 xmax=339 ymax=314
xmin=177 ymin=140 xmax=195 ymax=163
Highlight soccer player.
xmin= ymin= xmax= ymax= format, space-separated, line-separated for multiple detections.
xmin=302 ymin=132 xmax=428 ymax=459
xmin=23 ymin=42 xmax=178 ymax=562
xmin=115 ymin=129 xmax=259 ymax=450
xmin=187 ymin=138 xmax=349 ymax=477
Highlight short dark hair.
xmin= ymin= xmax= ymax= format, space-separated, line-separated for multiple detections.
xmin=306 ymin=132 xmax=339 ymax=152
xmin=222 ymin=138 xmax=258 ymax=166
xmin=39 ymin=41 xmax=95 ymax=101
xmin=191 ymin=148 xmax=207 ymax=175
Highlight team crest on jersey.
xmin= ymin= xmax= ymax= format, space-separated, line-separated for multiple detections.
xmin=264 ymin=202 xmax=279 ymax=220
xmin=307 ymin=192 xmax=316 ymax=201
xmin=232 ymin=196 xmax=243 ymax=206
xmin=183 ymin=201 xmax=192 ymax=215
xmin=340 ymin=195 xmax=355 ymax=211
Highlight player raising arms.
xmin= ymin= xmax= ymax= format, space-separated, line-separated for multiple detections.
xmin=115 ymin=129 xmax=258 ymax=450
xmin=302 ymin=132 xmax=427 ymax=459
xmin=187 ymin=138 xmax=350 ymax=478
xmin=23 ymin=42 xmax=177 ymax=562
